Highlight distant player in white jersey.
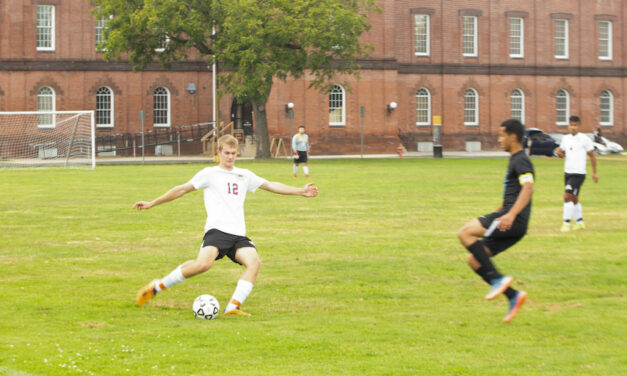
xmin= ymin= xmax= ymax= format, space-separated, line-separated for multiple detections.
xmin=292 ymin=125 xmax=311 ymax=178
xmin=555 ymin=115 xmax=598 ymax=232
xmin=133 ymin=135 xmax=319 ymax=316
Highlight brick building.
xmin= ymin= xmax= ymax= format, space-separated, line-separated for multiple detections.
xmin=0 ymin=0 xmax=625 ymax=155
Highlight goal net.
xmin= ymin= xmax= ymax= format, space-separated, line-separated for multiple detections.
xmin=0 ymin=111 xmax=95 ymax=169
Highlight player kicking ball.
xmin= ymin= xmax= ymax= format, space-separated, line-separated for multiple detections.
xmin=133 ymin=135 xmax=318 ymax=316
xmin=457 ymin=119 xmax=534 ymax=323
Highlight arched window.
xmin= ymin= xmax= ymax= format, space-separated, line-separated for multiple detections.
xmin=464 ymin=88 xmax=478 ymax=126
xmin=600 ymin=90 xmax=613 ymax=126
xmin=511 ymin=89 xmax=525 ymax=123
xmin=96 ymin=87 xmax=114 ymax=128
xmin=416 ymin=88 xmax=431 ymax=126
xmin=153 ymin=87 xmax=170 ymax=127
xmin=329 ymin=84 xmax=345 ymax=126
xmin=37 ymin=86 xmax=55 ymax=128
xmin=556 ymin=89 xmax=569 ymax=126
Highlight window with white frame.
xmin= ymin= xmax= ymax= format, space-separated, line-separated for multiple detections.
xmin=153 ymin=87 xmax=170 ymax=127
xmin=554 ymin=19 xmax=568 ymax=59
xmin=600 ymin=90 xmax=613 ymax=126
xmin=598 ymin=21 xmax=612 ymax=60
xmin=155 ymin=34 xmax=169 ymax=53
xmin=556 ymin=89 xmax=570 ymax=125
xmin=509 ymin=17 xmax=524 ymax=58
xmin=464 ymin=88 xmax=478 ymax=126
xmin=95 ymin=14 xmax=113 ymax=50
xmin=329 ymin=84 xmax=345 ymax=126
xmin=36 ymin=5 xmax=55 ymax=51
xmin=416 ymin=88 xmax=431 ymax=126
xmin=96 ymin=87 xmax=114 ymax=128
xmin=511 ymin=89 xmax=525 ymax=123
xmin=462 ymin=16 xmax=477 ymax=57
xmin=414 ymin=15 xmax=430 ymax=56
xmin=37 ymin=87 xmax=55 ymax=128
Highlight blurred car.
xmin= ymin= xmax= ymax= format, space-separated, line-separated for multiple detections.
xmin=523 ymin=128 xmax=559 ymax=156
xmin=584 ymin=133 xmax=624 ymax=155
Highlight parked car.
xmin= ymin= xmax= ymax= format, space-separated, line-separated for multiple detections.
xmin=523 ymin=128 xmax=559 ymax=156
xmin=584 ymin=133 xmax=624 ymax=155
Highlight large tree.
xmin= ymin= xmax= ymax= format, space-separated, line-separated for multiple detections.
xmin=93 ymin=0 xmax=379 ymax=158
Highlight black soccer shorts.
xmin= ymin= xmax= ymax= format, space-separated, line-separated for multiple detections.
xmin=564 ymin=173 xmax=586 ymax=196
xmin=478 ymin=210 xmax=528 ymax=255
xmin=201 ymin=228 xmax=256 ymax=264
xmin=294 ymin=150 xmax=308 ymax=163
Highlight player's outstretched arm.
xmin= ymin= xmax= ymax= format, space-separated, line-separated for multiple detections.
xmin=259 ymin=182 xmax=319 ymax=197
xmin=133 ymin=183 xmax=196 ymax=210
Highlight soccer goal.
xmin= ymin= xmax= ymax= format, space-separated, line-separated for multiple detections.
xmin=0 ymin=111 xmax=95 ymax=169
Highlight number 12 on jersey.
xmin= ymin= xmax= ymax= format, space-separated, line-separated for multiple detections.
xmin=227 ymin=182 xmax=239 ymax=195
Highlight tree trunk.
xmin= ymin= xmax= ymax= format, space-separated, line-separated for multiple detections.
xmin=252 ymin=98 xmax=271 ymax=158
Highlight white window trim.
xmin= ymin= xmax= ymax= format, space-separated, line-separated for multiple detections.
xmin=96 ymin=86 xmax=115 ymax=129
xmin=329 ymin=85 xmax=346 ymax=127
xmin=37 ymin=87 xmax=56 ymax=129
xmin=509 ymin=17 xmax=524 ymax=58
xmin=554 ymin=19 xmax=569 ymax=60
xmin=511 ymin=89 xmax=525 ymax=123
xmin=556 ymin=90 xmax=570 ymax=126
xmin=463 ymin=16 xmax=478 ymax=57
xmin=464 ymin=88 xmax=479 ymax=126
xmin=414 ymin=14 xmax=430 ymax=57
xmin=36 ymin=5 xmax=55 ymax=52
xmin=600 ymin=90 xmax=613 ymax=126
xmin=155 ymin=35 xmax=170 ymax=53
xmin=153 ymin=87 xmax=171 ymax=127
xmin=598 ymin=21 xmax=612 ymax=61
xmin=416 ymin=88 xmax=431 ymax=126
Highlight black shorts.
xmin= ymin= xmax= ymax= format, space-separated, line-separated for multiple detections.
xmin=564 ymin=173 xmax=586 ymax=196
xmin=201 ymin=229 xmax=256 ymax=264
xmin=478 ymin=210 xmax=528 ymax=255
xmin=294 ymin=151 xmax=308 ymax=163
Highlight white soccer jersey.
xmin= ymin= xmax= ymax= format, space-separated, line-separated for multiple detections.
xmin=560 ymin=133 xmax=594 ymax=174
xmin=188 ymin=166 xmax=267 ymax=236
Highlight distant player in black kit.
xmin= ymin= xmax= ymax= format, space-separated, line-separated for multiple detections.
xmin=457 ymin=119 xmax=534 ymax=322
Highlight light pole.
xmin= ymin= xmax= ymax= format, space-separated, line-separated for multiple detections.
xmin=286 ymin=102 xmax=294 ymax=147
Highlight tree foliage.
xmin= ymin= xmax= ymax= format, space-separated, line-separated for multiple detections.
xmin=92 ymin=0 xmax=379 ymax=157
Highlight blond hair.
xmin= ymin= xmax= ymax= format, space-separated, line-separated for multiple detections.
xmin=217 ymin=135 xmax=239 ymax=151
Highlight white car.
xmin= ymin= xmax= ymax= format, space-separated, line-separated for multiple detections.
xmin=584 ymin=133 xmax=624 ymax=155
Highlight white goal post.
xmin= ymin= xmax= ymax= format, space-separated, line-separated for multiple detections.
xmin=0 ymin=111 xmax=95 ymax=169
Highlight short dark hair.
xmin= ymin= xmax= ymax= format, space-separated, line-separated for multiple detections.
xmin=298 ymin=125 xmax=305 ymax=129
xmin=569 ymin=115 xmax=581 ymax=123
xmin=500 ymin=119 xmax=525 ymax=143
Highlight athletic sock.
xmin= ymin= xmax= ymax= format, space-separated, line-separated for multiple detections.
xmin=293 ymin=165 xmax=298 ymax=174
xmin=466 ymin=240 xmax=502 ymax=282
xmin=303 ymin=166 xmax=309 ymax=175
xmin=159 ymin=265 xmax=185 ymax=291
xmin=563 ymin=202 xmax=575 ymax=223
xmin=504 ymin=287 xmax=518 ymax=299
xmin=225 ymin=279 xmax=254 ymax=312
xmin=574 ymin=203 xmax=583 ymax=223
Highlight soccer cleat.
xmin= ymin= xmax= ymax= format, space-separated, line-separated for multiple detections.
xmin=305 ymin=174 xmax=310 ymax=178
xmin=293 ymin=173 xmax=297 ymax=178
xmin=573 ymin=222 xmax=586 ymax=231
xmin=484 ymin=275 xmax=513 ymax=300
xmin=136 ymin=279 xmax=161 ymax=306
xmin=223 ymin=308 xmax=251 ymax=317
xmin=560 ymin=223 xmax=571 ymax=232
xmin=503 ymin=290 xmax=528 ymax=323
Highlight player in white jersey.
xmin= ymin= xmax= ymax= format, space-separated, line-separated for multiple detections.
xmin=555 ymin=116 xmax=598 ymax=232
xmin=133 ymin=135 xmax=318 ymax=316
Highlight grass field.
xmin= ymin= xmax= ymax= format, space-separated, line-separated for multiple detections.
xmin=1 ymin=156 xmax=625 ymax=375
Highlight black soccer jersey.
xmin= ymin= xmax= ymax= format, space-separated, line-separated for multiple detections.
xmin=502 ymin=150 xmax=535 ymax=218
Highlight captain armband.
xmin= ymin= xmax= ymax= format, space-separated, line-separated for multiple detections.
xmin=518 ymin=173 xmax=534 ymax=185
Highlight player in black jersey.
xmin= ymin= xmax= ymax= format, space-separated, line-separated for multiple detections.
xmin=457 ymin=119 xmax=534 ymax=322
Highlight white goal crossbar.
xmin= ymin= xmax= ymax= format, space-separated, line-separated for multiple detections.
xmin=0 ymin=111 xmax=95 ymax=169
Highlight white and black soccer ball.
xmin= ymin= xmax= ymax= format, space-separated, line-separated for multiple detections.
xmin=192 ymin=294 xmax=220 ymax=320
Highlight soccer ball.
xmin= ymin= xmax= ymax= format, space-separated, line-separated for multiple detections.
xmin=192 ymin=294 xmax=220 ymax=320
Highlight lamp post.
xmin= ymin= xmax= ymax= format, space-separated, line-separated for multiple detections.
xmin=286 ymin=102 xmax=294 ymax=147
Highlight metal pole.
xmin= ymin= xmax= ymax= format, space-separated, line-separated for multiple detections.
xmin=360 ymin=106 xmax=365 ymax=158
xmin=140 ymin=110 xmax=145 ymax=164
xmin=212 ymin=25 xmax=217 ymax=125
xmin=289 ymin=109 xmax=294 ymax=152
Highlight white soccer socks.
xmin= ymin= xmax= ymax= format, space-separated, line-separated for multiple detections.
xmin=562 ymin=202 xmax=575 ymax=224
xmin=158 ymin=265 xmax=186 ymax=291
xmin=303 ymin=166 xmax=309 ymax=175
xmin=225 ymin=279 xmax=254 ymax=312
xmin=293 ymin=165 xmax=298 ymax=174
xmin=573 ymin=203 xmax=583 ymax=223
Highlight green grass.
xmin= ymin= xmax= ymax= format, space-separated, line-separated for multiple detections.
xmin=1 ymin=156 xmax=625 ymax=375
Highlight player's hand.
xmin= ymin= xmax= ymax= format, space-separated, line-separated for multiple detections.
xmin=133 ymin=201 xmax=153 ymax=210
xmin=495 ymin=213 xmax=514 ymax=231
xmin=592 ymin=173 xmax=598 ymax=183
xmin=302 ymin=183 xmax=318 ymax=197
